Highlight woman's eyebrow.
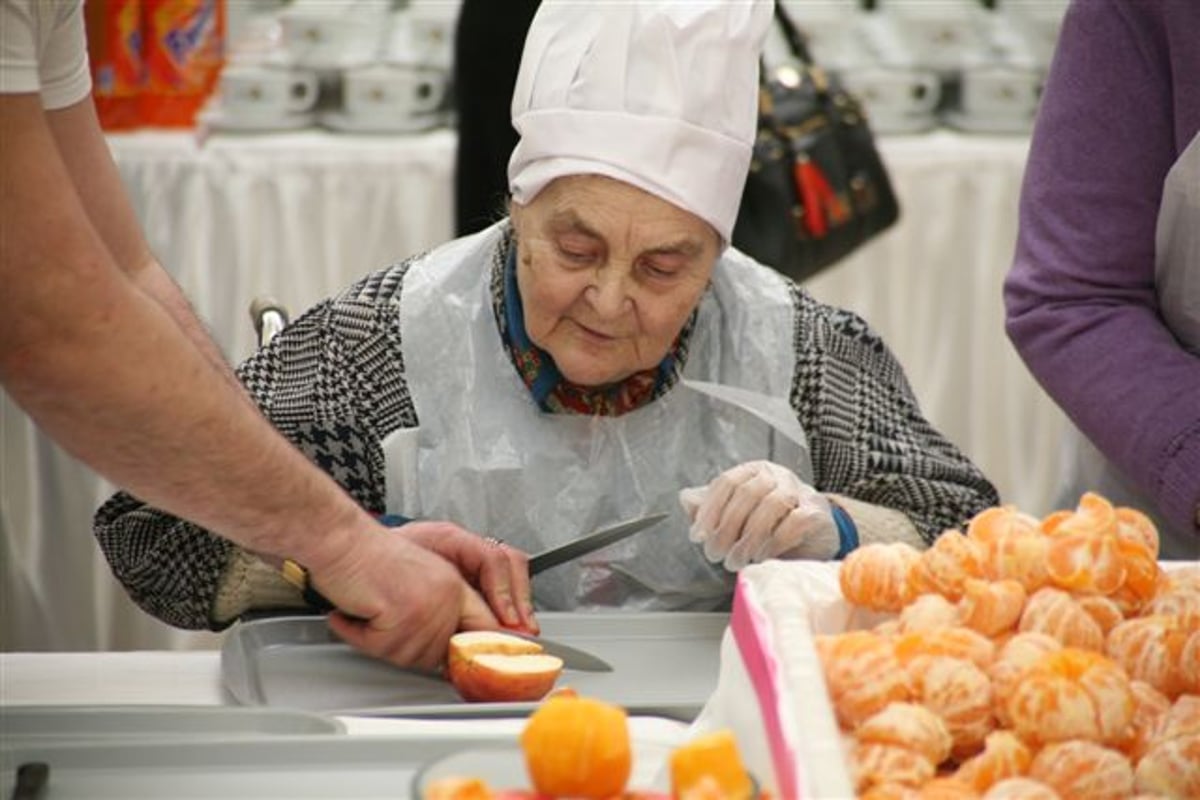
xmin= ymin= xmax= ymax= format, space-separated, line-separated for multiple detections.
xmin=546 ymin=210 xmax=601 ymax=239
xmin=644 ymin=239 xmax=703 ymax=258
xmin=545 ymin=210 xmax=702 ymax=257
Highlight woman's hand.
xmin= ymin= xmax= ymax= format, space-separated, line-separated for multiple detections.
xmin=394 ymin=520 xmax=539 ymax=635
xmin=679 ymin=460 xmax=839 ymax=570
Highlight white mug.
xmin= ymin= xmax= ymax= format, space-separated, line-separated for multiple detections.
xmin=342 ymin=64 xmax=447 ymax=120
xmin=405 ymin=0 xmax=459 ymax=70
xmin=840 ymin=67 xmax=942 ymax=118
xmin=218 ymin=65 xmax=319 ymax=117
xmin=277 ymin=5 xmax=387 ymax=70
xmin=958 ymin=66 xmax=1043 ymax=120
xmin=883 ymin=0 xmax=985 ymax=70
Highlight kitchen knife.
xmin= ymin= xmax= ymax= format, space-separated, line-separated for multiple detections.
xmin=281 ymin=512 xmax=668 ymax=613
xmin=527 ymin=512 xmax=668 ymax=575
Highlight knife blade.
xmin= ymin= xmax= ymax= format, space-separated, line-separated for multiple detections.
xmin=527 ymin=512 xmax=669 ymax=576
xmin=504 ymin=631 xmax=614 ymax=672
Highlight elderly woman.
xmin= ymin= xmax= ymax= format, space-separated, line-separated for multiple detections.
xmin=94 ymin=0 xmax=998 ymax=632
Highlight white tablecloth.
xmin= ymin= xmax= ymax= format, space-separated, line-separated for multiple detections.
xmin=0 ymin=650 xmax=690 ymax=763
xmin=0 ymin=128 xmax=1070 ymax=653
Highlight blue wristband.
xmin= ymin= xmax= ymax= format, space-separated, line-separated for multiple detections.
xmin=830 ymin=503 xmax=859 ymax=560
xmin=378 ymin=513 xmax=413 ymax=528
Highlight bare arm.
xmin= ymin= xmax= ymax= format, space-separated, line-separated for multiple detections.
xmin=44 ymin=99 xmax=240 ymax=389
xmin=1 ymin=94 xmax=351 ymax=564
xmin=0 ymin=93 xmax=505 ymax=666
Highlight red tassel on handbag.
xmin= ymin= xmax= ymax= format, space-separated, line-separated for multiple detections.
xmin=793 ymin=156 xmax=850 ymax=239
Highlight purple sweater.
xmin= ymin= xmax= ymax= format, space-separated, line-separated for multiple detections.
xmin=1004 ymin=0 xmax=1200 ymax=548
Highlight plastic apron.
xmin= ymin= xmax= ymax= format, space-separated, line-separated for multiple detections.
xmin=1058 ymin=131 xmax=1200 ymax=559
xmin=385 ymin=224 xmax=812 ymax=611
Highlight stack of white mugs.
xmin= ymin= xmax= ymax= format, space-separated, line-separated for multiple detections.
xmin=767 ymin=0 xmax=1069 ymax=136
xmin=204 ymin=0 xmax=1067 ymax=138
xmin=202 ymin=0 xmax=458 ymax=134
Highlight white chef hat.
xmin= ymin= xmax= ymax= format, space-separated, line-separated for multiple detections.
xmin=507 ymin=0 xmax=772 ymax=244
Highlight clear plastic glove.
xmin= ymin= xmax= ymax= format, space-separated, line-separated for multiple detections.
xmin=679 ymin=460 xmax=839 ymax=571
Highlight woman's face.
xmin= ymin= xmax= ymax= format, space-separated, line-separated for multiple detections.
xmin=510 ymin=176 xmax=721 ymax=387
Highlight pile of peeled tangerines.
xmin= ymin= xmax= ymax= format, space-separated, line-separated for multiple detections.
xmin=424 ymin=692 xmax=764 ymax=800
xmin=825 ymin=492 xmax=1199 ymax=800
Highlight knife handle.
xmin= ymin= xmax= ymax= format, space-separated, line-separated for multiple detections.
xmin=11 ymin=762 xmax=49 ymax=800
xmin=280 ymin=514 xmax=414 ymax=615
xmin=279 ymin=559 xmax=337 ymax=613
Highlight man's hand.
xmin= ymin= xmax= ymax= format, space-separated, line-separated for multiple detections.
xmin=396 ymin=521 xmax=539 ymax=635
xmin=308 ymin=525 xmax=499 ymax=671
xmin=679 ymin=460 xmax=840 ymax=570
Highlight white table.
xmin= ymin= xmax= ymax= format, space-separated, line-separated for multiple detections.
xmin=0 ymin=650 xmax=688 ymax=738
xmin=1 ymin=127 xmax=1071 ymax=653
xmin=0 ymin=650 xmax=691 ymax=798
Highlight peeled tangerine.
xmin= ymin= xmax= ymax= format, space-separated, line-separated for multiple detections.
xmin=1027 ymin=740 xmax=1134 ymax=800
xmin=895 ymin=627 xmax=996 ymax=675
xmin=913 ymin=777 xmax=979 ymax=800
xmin=1076 ymin=595 xmax=1126 ymax=637
xmin=965 ymin=504 xmax=1042 ymax=547
xmin=1043 ymin=494 xmax=1126 ymax=596
xmin=1106 ymin=615 xmax=1190 ymax=700
xmin=668 ymin=729 xmax=754 ymax=800
xmin=908 ymin=656 xmax=994 ymax=759
xmin=987 ymin=632 xmax=1063 ymax=727
xmin=1006 ymin=649 xmax=1133 ymax=748
xmin=957 ymin=579 xmax=1027 ymax=639
xmin=1114 ymin=504 xmax=1160 ymax=557
xmin=859 ymin=777 xmax=978 ymax=800
xmin=1115 ymin=680 xmax=1172 ymax=761
xmin=1108 ymin=536 xmax=1164 ymax=615
xmin=1135 ymin=695 xmax=1200 ymax=798
xmin=897 ymin=594 xmax=960 ymax=634
xmin=1144 ymin=695 xmax=1200 ymax=753
xmin=856 ymin=702 xmax=953 ymax=766
xmin=816 ymin=631 xmax=911 ymax=728
xmin=981 ymin=777 xmax=1061 ymax=800
xmin=907 ymin=530 xmax=984 ymax=602
xmin=840 ymin=542 xmax=921 ymax=613
xmin=1019 ymin=587 xmax=1105 ymax=652
xmin=1043 ymin=492 xmax=1118 ymax=539
xmin=1146 ymin=588 xmax=1200 ymax=629
xmin=953 ymin=730 xmax=1032 ymax=793
xmin=520 ymin=695 xmax=631 ymax=799
xmin=851 ymin=741 xmax=936 ymax=793
xmin=1136 ymin=732 xmax=1200 ymax=798
xmin=979 ymin=528 xmax=1050 ymax=594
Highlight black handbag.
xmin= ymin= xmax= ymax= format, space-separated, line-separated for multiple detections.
xmin=732 ymin=4 xmax=900 ymax=283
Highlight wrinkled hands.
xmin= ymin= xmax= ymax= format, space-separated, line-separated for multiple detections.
xmin=396 ymin=521 xmax=538 ymax=635
xmin=679 ymin=460 xmax=839 ymax=570
xmin=306 ymin=519 xmax=537 ymax=671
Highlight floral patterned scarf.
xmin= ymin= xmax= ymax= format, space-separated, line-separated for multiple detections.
xmin=495 ymin=245 xmax=693 ymax=416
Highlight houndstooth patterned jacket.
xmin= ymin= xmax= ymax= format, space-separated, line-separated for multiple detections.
xmin=94 ymin=230 xmax=999 ymax=630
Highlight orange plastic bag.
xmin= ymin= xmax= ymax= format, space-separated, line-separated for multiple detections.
xmin=84 ymin=0 xmax=144 ymax=130
xmin=139 ymin=0 xmax=224 ymax=128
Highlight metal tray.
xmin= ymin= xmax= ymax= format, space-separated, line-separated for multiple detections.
xmin=222 ymin=612 xmax=729 ymax=720
xmin=0 ymin=733 xmax=513 ymax=799
xmin=0 ymin=705 xmax=343 ymax=748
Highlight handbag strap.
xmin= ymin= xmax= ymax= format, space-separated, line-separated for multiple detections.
xmin=764 ymin=2 xmax=832 ymax=101
xmin=773 ymin=2 xmax=814 ymax=66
